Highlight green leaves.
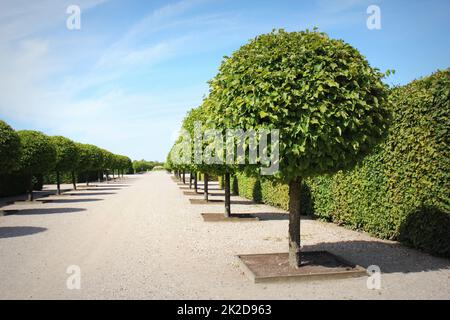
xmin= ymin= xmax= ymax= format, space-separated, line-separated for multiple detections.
xmin=50 ymin=136 xmax=79 ymax=172
xmin=207 ymin=29 xmax=391 ymax=181
xmin=259 ymin=111 xmax=269 ymax=119
xmin=17 ymin=130 xmax=56 ymax=175
xmin=0 ymin=120 xmax=20 ymax=174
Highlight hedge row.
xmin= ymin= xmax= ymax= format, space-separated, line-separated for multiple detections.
xmin=0 ymin=174 xmax=43 ymax=197
xmin=233 ymin=70 xmax=450 ymax=257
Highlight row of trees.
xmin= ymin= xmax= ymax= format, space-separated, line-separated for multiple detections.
xmin=132 ymin=160 xmax=164 ymax=173
xmin=166 ymin=29 xmax=391 ymax=268
xmin=0 ymin=121 xmax=132 ymax=200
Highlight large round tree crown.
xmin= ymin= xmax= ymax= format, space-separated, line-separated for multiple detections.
xmin=209 ymin=29 xmax=391 ymax=181
xmin=17 ymin=130 xmax=56 ymax=175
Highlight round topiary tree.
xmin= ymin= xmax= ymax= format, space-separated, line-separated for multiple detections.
xmin=0 ymin=120 xmax=21 ymax=174
xmin=101 ymin=150 xmax=113 ymax=182
xmin=75 ymin=143 xmax=95 ymax=187
xmin=17 ymin=130 xmax=56 ymax=201
xmin=50 ymin=136 xmax=79 ymax=195
xmin=122 ymin=156 xmax=132 ymax=177
xmin=208 ymin=29 xmax=391 ymax=267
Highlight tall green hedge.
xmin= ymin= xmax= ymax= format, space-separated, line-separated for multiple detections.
xmin=233 ymin=70 xmax=450 ymax=257
xmin=0 ymin=174 xmax=43 ymax=197
xmin=232 ymin=173 xmax=313 ymax=215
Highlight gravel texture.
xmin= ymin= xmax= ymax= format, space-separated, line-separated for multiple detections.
xmin=0 ymin=171 xmax=449 ymax=299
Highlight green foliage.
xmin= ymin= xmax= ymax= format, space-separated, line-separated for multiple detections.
xmin=16 ymin=130 xmax=56 ymax=175
xmin=75 ymin=143 xmax=96 ymax=173
xmin=0 ymin=120 xmax=21 ymax=174
xmin=398 ymin=206 xmax=450 ymax=257
xmin=117 ymin=155 xmax=133 ymax=172
xmin=0 ymin=173 xmax=42 ymax=197
xmin=133 ymin=159 xmax=163 ymax=172
xmin=208 ymin=29 xmax=391 ymax=181
xmin=50 ymin=136 xmax=79 ymax=173
xmin=234 ymin=172 xmax=312 ymax=215
xmin=0 ymin=126 xmax=131 ymax=193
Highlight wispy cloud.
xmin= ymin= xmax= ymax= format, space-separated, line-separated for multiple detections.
xmin=0 ymin=0 xmax=234 ymax=159
xmin=0 ymin=0 xmax=108 ymax=43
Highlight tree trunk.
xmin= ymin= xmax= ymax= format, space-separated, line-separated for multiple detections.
xmin=72 ymin=171 xmax=77 ymax=190
xmin=194 ymin=172 xmax=198 ymax=193
xmin=98 ymin=171 xmax=101 ymax=183
xmin=27 ymin=174 xmax=34 ymax=201
xmin=86 ymin=173 xmax=89 ymax=186
xmin=182 ymin=171 xmax=186 ymax=184
xmin=56 ymin=171 xmax=61 ymax=195
xmin=288 ymin=177 xmax=302 ymax=268
xmin=204 ymin=173 xmax=209 ymax=202
xmin=224 ymin=172 xmax=231 ymax=217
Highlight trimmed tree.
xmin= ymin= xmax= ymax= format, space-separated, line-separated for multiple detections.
xmin=0 ymin=120 xmax=21 ymax=174
xmin=50 ymin=136 xmax=79 ymax=195
xmin=17 ymin=130 xmax=56 ymax=201
xmin=178 ymin=104 xmax=220 ymax=200
xmin=75 ymin=143 xmax=95 ymax=187
xmin=208 ymin=30 xmax=391 ymax=267
xmin=100 ymin=149 xmax=114 ymax=183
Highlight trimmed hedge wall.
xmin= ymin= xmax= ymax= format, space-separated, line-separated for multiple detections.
xmin=232 ymin=173 xmax=313 ymax=215
xmin=233 ymin=70 xmax=450 ymax=257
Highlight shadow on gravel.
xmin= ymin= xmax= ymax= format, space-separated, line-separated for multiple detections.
xmin=0 ymin=226 xmax=47 ymax=238
xmin=252 ymin=212 xmax=289 ymax=221
xmin=38 ymin=198 xmax=102 ymax=204
xmin=66 ymin=192 xmax=116 ymax=196
xmin=86 ymin=188 xmax=123 ymax=191
xmin=207 ymin=193 xmax=225 ymax=197
xmin=303 ymin=240 xmax=450 ymax=273
xmin=231 ymin=200 xmax=254 ymax=205
xmin=3 ymin=208 xmax=86 ymax=216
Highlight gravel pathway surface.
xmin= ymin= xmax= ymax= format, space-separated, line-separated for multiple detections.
xmin=0 ymin=172 xmax=448 ymax=299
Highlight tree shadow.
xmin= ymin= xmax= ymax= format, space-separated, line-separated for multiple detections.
xmin=3 ymin=208 xmax=86 ymax=216
xmin=253 ymin=212 xmax=289 ymax=221
xmin=302 ymin=240 xmax=450 ymax=274
xmin=37 ymin=198 xmax=102 ymax=204
xmin=65 ymin=192 xmax=116 ymax=196
xmin=198 ymin=188 xmax=221 ymax=191
xmin=231 ymin=200 xmax=254 ymax=205
xmin=85 ymin=187 xmax=123 ymax=191
xmin=0 ymin=226 xmax=47 ymax=239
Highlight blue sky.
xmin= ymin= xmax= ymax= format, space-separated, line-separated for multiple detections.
xmin=0 ymin=0 xmax=448 ymax=161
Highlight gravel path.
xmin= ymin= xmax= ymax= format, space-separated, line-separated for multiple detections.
xmin=0 ymin=171 xmax=449 ymax=299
